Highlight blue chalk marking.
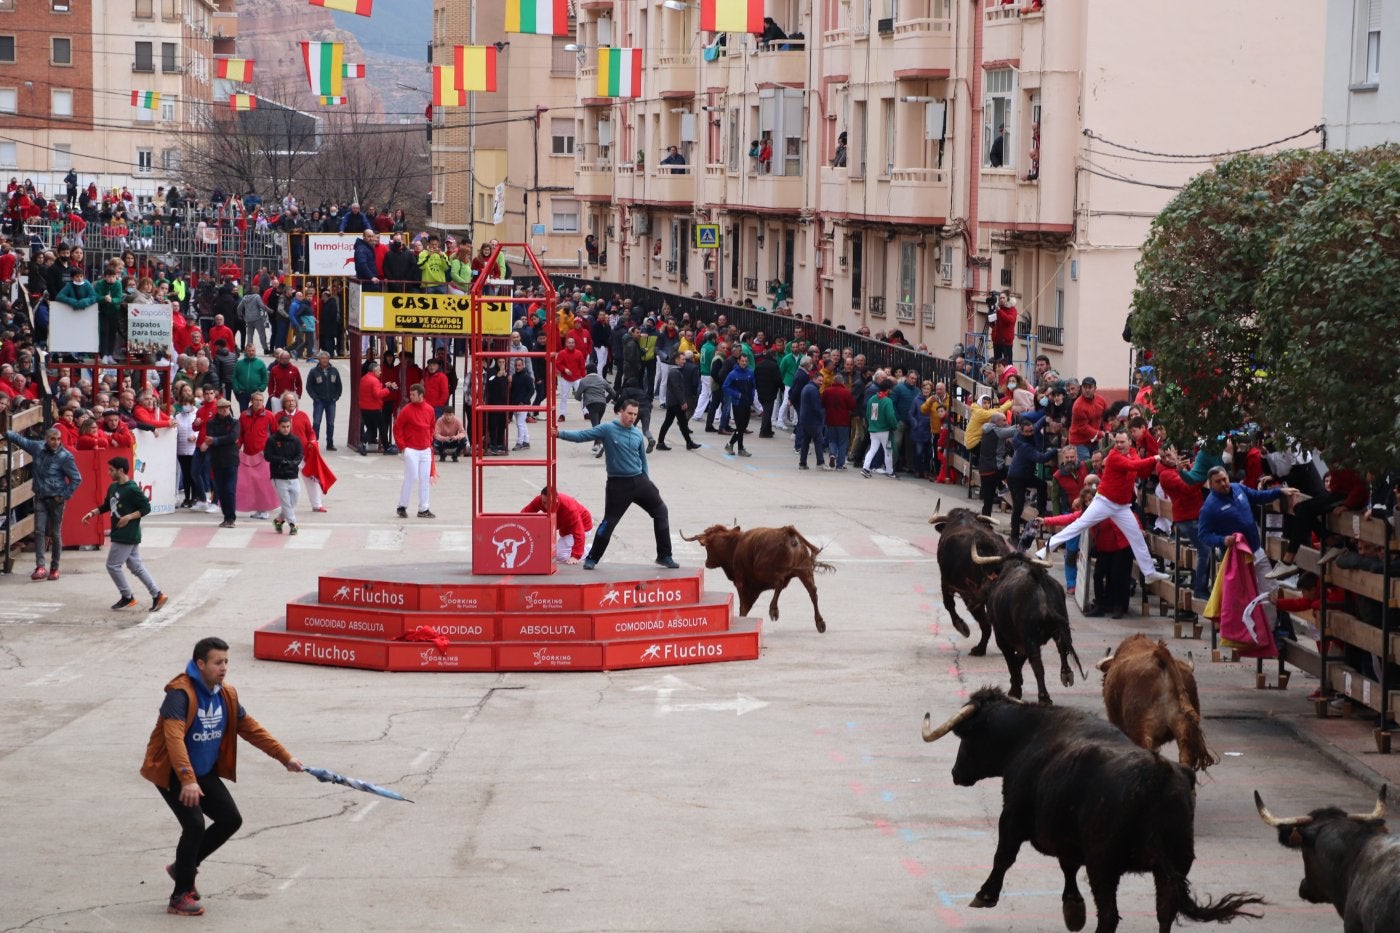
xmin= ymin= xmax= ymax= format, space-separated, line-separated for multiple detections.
xmin=881 ymin=790 xmax=896 ymax=802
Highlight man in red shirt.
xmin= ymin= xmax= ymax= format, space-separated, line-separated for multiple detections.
xmin=422 ymin=357 xmax=451 ymax=418
xmin=990 ymin=292 xmax=1018 ymax=363
xmin=357 ymin=360 xmax=395 ymax=456
xmin=520 ymin=487 xmax=593 ymax=563
xmin=266 ymin=350 xmax=303 ymax=400
xmin=1068 ymin=375 xmax=1108 ymax=461
xmin=207 ymin=314 xmax=235 ymax=354
xmin=1039 ymin=430 xmax=1171 ymax=587
xmin=97 ymin=409 xmax=136 ymax=449
xmin=555 ymin=335 xmax=586 ymax=421
xmin=393 ymin=384 xmax=436 ymax=519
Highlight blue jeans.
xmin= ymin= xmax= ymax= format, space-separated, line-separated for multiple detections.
xmin=312 ymin=398 xmax=337 ymax=445
xmin=212 ymin=464 xmax=238 ymax=523
xmin=1065 ymin=537 xmax=1080 ymax=591
xmin=191 ymin=449 xmax=211 ymax=501
xmin=826 ymin=425 xmax=850 ymax=468
xmin=1176 ymin=519 xmax=1213 ymax=598
xmin=271 ymin=317 xmax=289 ymax=351
xmin=1076 ymin=443 xmax=1095 ymax=463
xmin=422 ymin=284 xmax=448 ymax=294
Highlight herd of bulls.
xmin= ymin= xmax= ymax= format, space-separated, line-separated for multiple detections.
xmin=681 ymin=515 xmax=1399 ymax=931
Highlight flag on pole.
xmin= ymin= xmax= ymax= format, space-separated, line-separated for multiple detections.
xmin=215 ymin=58 xmax=254 ymax=82
xmin=453 ymin=45 xmax=498 ymax=92
xmin=700 ymin=0 xmax=763 ymax=33
xmin=505 ymin=0 xmax=568 ymax=36
xmin=130 ymin=90 xmax=160 ymax=109
xmin=229 ymin=94 xmax=256 ymax=111
xmin=342 ymin=62 xmax=365 ymax=78
xmin=597 ymin=47 xmax=642 ymax=99
xmin=301 ymin=41 xmax=345 ymax=97
xmin=432 ymin=65 xmax=466 ymax=106
xmin=308 ymin=0 xmax=373 ymax=15
xmin=319 ymin=95 xmax=349 ymax=105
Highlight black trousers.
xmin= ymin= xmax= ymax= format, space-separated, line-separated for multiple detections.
xmin=980 ymin=468 xmax=1006 ymax=516
xmin=656 ymin=405 xmax=693 ymax=446
xmin=757 ymin=392 xmax=778 ymax=436
xmin=360 ymin=409 xmax=387 ymax=448
xmin=1008 ymin=474 xmax=1048 ymax=537
xmin=1284 ymin=491 xmax=1343 ymax=556
xmin=1093 ymin=548 xmax=1134 ymax=614
xmin=587 ymin=473 xmax=672 ymax=563
xmin=158 ymin=770 xmax=243 ymax=898
xmin=728 ymin=405 xmax=752 ymax=450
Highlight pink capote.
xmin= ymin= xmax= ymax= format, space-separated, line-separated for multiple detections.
xmin=236 ymin=451 xmax=280 ymax=512
xmin=1204 ymin=532 xmax=1278 ymax=659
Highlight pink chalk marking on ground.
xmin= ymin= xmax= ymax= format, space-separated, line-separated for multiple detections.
xmin=874 ymin=818 xmax=895 ymax=836
xmin=902 ymin=858 xmax=928 ymax=878
xmin=849 ymin=781 xmax=867 ymax=796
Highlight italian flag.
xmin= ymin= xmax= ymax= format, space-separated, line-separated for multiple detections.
xmin=131 ymin=90 xmax=160 ymax=109
xmin=308 ymin=0 xmax=373 ymax=15
xmin=342 ymin=62 xmax=365 ymax=78
xmin=301 ymin=41 xmax=345 ymax=97
xmin=597 ymin=47 xmax=642 ymax=99
xmin=215 ymin=58 xmax=254 ymax=82
xmin=229 ymin=94 xmax=256 ymax=111
xmin=700 ymin=0 xmax=763 ymax=33
xmin=505 ymin=0 xmax=568 ymax=36
xmin=432 ymin=65 xmax=465 ymax=106
xmin=453 ymin=46 xmax=498 ymax=92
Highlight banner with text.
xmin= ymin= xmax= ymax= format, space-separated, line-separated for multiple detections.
xmin=48 ymin=299 xmax=99 ymax=354
xmin=358 ymin=292 xmax=512 ymax=336
xmin=127 ymin=301 xmax=173 ymax=359
xmin=133 ymin=428 xmax=179 ymax=515
xmin=307 ymin=233 xmax=360 ymax=276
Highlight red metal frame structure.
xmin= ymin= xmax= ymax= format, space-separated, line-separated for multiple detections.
xmin=468 ymin=244 xmax=559 ymax=575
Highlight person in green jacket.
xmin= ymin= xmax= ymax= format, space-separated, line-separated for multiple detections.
xmin=417 ymin=236 xmax=451 ymax=293
xmin=861 ymin=376 xmax=899 ymax=478
xmin=82 ymin=456 xmax=167 ymax=611
xmin=777 ymin=340 xmax=803 ymax=430
xmin=96 ymin=263 xmax=126 ymax=361
xmin=56 ymin=264 xmax=98 ymax=309
xmin=232 ymin=343 xmax=268 ymax=413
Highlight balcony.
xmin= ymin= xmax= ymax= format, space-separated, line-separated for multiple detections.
xmin=922 ymin=302 xmax=934 ymax=326
xmin=574 ymin=163 xmax=613 ymax=200
xmin=743 ymin=277 xmax=758 ymax=293
xmin=821 ymin=29 xmax=850 ymax=83
xmin=580 ymin=0 xmax=612 ymax=9
xmin=614 ymin=162 xmax=636 ymax=201
xmin=641 ymin=165 xmax=696 ymax=205
xmin=889 ymin=16 xmax=952 ymax=77
xmin=703 ymin=163 xmax=727 ymax=204
xmin=744 ymin=169 xmax=803 ymax=211
xmin=652 ymin=53 xmax=697 ymax=100
xmin=1037 ymin=323 xmax=1063 ymax=346
xmin=212 ymin=11 xmax=237 ymax=38
xmin=983 ymin=0 xmax=1020 ymax=22
xmin=869 ymin=296 xmax=886 ymax=318
xmin=745 ymin=43 xmax=806 ymax=89
xmin=845 ymin=168 xmax=950 ymax=223
xmin=819 ymin=165 xmax=847 ymax=215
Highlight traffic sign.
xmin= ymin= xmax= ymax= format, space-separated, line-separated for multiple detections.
xmin=694 ymin=223 xmax=720 ymax=249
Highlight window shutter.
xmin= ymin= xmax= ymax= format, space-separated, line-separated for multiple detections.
xmin=924 ymin=101 xmax=947 ymax=140
xmin=1369 ymin=0 xmax=1382 ymax=29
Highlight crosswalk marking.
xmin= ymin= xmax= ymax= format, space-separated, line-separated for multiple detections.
xmin=441 ymin=531 xmax=472 ymax=551
xmin=871 ymin=534 xmax=922 ymax=557
xmin=810 ymin=535 xmax=851 ymax=558
xmin=0 ymin=601 xmax=64 ymax=622
xmin=366 ymin=528 xmax=405 ymax=551
xmin=139 ymin=527 xmax=179 ymax=549
xmin=206 ymin=528 xmax=256 ymax=549
xmin=286 ymin=528 xmax=332 ymax=549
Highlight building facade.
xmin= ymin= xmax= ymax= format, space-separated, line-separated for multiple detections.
xmin=0 ymin=0 xmax=222 ymax=201
xmin=1324 ymin=0 xmax=1399 ymax=149
xmin=570 ymin=0 xmax=1324 ymax=381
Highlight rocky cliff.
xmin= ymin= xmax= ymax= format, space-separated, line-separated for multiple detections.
xmin=237 ymin=0 xmax=385 ymax=116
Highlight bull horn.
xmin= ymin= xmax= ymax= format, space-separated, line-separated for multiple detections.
xmin=970 ymin=549 xmax=1004 ymax=566
xmin=1253 ymin=790 xmax=1313 ymax=828
xmin=1186 ymin=651 xmax=1195 ymax=672
xmin=922 ymin=704 xmax=976 ymax=743
xmin=1349 ymin=785 xmax=1388 ymax=822
xmin=1096 ymin=649 xmax=1115 ymax=673
xmin=976 ymin=516 xmax=998 ymax=527
xmin=928 ymin=499 xmax=945 ymax=525
xmin=679 ymin=529 xmax=702 ymax=542
xmin=1031 ymin=557 xmax=1054 ymax=568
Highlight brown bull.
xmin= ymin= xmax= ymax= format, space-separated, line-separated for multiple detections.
xmin=680 ymin=525 xmax=834 ymax=632
xmin=1097 ymin=634 xmax=1215 ymax=772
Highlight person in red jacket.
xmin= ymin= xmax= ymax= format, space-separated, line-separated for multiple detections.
xmin=1068 ymin=376 xmax=1108 ymax=460
xmin=555 ymin=336 xmax=587 ymax=421
xmin=393 ymin=383 xmax=436 ymax=518
xmin=1269 ymin=466 xmax=1370 ymax=579
xmin=521 ymin=487 xmax=594 ymax=563
xmin=207 ymin=314 xmax=235 ymax=354
xmin=1040 ymin=430 xmax=1171 ymax=587
xmin=357 ymin=360 xmax=396 ymax=456
xmin=265 ymin=350 xmax=303 ymax=400
xmin=1157 ymin=445 xmax=1211 ymax=605
xmin=75 ymin=417 xmax=107 ymax=450
xmin=570 ymin=317 xmax=593 ymax=363
xmin=133 ymin=391 xmax=173 ymax=432
xmin=279 ymin=392 xmax=333 ymax=513
xmin=1042 ymin=486 xmax=1135 ymax=617
xmin=97 ymin=408 xmax=136 ymax=449
xmin=235 ymin=391 xmax=280 ymax=519
xmin=422 ymin=357 xmax=451 ymax=417
xmin=990 ymin=292 xmax=1018 ymax=363
xmin=820 ymin=372 xmax=857 ymax=470
xmin=55 ymin=406 xmax=80 ymax=449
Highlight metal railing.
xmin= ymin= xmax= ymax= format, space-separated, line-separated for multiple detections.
xmin=870 ymin=295 xmax=886 ymax=317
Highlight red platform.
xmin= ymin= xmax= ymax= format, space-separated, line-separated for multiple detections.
xmin=254 ymin=563 xmax=763 ymax=672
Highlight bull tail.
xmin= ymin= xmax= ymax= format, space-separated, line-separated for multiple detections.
xmin=1159 ymin=647 xmax=1217 ymax=771
xmin=1163 ymin=868 xmax=1265 ymax=925
xmin=788 ymin=528 xmax=837 ymax=574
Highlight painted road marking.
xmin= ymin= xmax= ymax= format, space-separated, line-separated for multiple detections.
xmin=366 ymin=528 xmax=405 ymax=550
xmin=134 ymin=568 xmax=242 ymax=631
xmin=871 ymin=534 xmax=922 ymax=557
xmin=286 ymin=528 xmax=332 ymax=549
xmin=205 ymin=528 xmax=256 ymax=549
xmin=440 ymin=531 xmax=472 ymax=551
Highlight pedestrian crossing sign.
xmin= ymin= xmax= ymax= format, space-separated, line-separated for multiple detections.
xmin=694 ymin=224 xmax=720 ymax=249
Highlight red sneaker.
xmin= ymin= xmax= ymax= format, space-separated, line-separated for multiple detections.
xmin=30 ymin=567 xmax=48 ymax=581
xmin=47 ymin=568 xmax=60 ymax=581
xmin=166 ymin=863 xmax=199 ymax=900
xmin=166 ymin=892 xmax=204 ymax=916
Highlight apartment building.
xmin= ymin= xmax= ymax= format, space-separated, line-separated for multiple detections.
xmin=0 ymin=0 xmax=222 ymax=200
xmin=571 ymin=0 xmax=1324 ymax=379
xmin=1324 ymin=0 xmax=1399 ymax=149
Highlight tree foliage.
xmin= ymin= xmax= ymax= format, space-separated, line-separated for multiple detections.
xmin=1131 ymin=145 xmax=1400 ymax=470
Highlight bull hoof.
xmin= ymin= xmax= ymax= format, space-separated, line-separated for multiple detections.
xmin=969 ymin=644 xmax=988 ymax=657
xmin=1060 ymin=670 xmax=1075 ymax=688
xmin=969 ymin=893 xmax=998 ymax=909
xmin=1063 ymin=896 xmax=1086 ymax=931
xmin=951 ymin=617 xmax=971 ymax=638
xmin=1037 ymin=695 xmax=1054 ymax=707
xmin=814 ymin=618 xmax=826 ymax=634
xmin=769 ymin=609 xmax=779 ymax=622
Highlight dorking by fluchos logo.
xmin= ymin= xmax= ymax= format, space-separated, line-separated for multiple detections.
xmin=522 ymin=590 xmax=565 ymax=610
xmin=438 ymin=591 xmax=483 ymax=610
xmin=531 ymin=647 xmax=573 ymax=667
xmin=420 ymin=649 xmax=461 ymax=668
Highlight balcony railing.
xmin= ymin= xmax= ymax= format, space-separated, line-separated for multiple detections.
xmin=895 ymin=301 xmax=915 ymax=322
xmin=743 ymin=276 xmax=758 ymax=293
xmin=870 ymin=296 xmax=886 ymax=317
xmin=850 ymin=292 xmax=862 ymax=311
xmin=891 ymin=168 xmax=945 ymax=184
xmin=705 ymin=163 xmax=725 ymax=177
xmin=895 ymin=16 xmax=951 ymax=36
xmin=984 ymin=0 xmax=1020 ymax=21
xmin=665 ymin=260 xmax=678 ymax=274
xmin=653 ymin=164 xmax=693 ymax=177
xmin=1037 ymin=324 xmax=1063 ymax=346
xmin=922 ymin=303 xmax=934 ymax=326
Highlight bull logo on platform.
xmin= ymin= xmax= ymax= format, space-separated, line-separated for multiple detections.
xmin=490 ymin=523 xmax=535 ymax=570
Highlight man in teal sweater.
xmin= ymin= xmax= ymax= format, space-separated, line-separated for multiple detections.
xmin=556 ymin=399 xmax=677 ymax=570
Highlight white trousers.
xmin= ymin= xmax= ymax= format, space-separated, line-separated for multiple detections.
xmin=694 ymin=379 xmax=712 ymax=420
xmin=398 ymin=446 xmax=431 ymax=511
xmin=863 ymin=430 xmax=892 ymax=474
xmin=594 ymin=346 xmax=609 ymax=375
xmin=556 ymin=534 xmax=576 ymax=562
xmin=514 ymin=411 xmax=530 ymax=445
xmin=302 ymin=473 xmax=323 ymax=510
xmin=558 ymin=378 xmax=580 ymax=417
xmin=1047 ymin=495 xmax=1156 ymax=577
xmin=654 ymin=360 xmax=675 ymax=401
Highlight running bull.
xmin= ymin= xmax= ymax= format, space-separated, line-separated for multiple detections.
xmin=923 ymin=687 xmax=1264 ymax=933
xmin=1098 ymin=634 xmax=1214 ymax=771
xmin=680 ymin=525 xmax=834 ymax=632
xmin=929 ymin=499 xmax=1009 ymax=655
xmin=971 ymin=547 xmax=1085 ymax=705
xmin=1255 ymin=786 xmax=1397 ymax=932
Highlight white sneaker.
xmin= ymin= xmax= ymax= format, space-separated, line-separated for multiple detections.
xmin=1034 ymin=546 xmax=1048 ymax=561
xmin=191 ymin=501 xmax=209 ymax=512
xmin=1142 ymin=570 xmax=1171 ymax=586
xmin=1265 ymin=562 xmax=1298 ymax=581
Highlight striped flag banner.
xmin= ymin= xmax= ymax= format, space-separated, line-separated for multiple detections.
xmin=504 ymin=0 xmax=568 ymax=36
xmin=215 ymin=58 xmax=254 ymax=82
xmin=229 ymin=94 xmax=257 ymax=111
xmin=432 ymin=65 xmax=466 ymax=106
xmin=342 ymin=63 xmax=365 ymax=78
xmin=319 ymin=95 xmax=349 ymax=105
xmin=130 ymin=90 xmax=160 ymax=109
xmin=700 ymin=0 xmax=762 ymax=33
xmin=597 ymin=47 xmax=642 ymax=99
xmin=301 ymin=41 xmax=345 ymax=97
xmin=453 ymin=45 xmax=498 ymax=92
xmin=308 ymin=0 xmax=373 ymax=15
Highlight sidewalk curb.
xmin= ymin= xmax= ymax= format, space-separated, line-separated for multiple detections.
xmin=1268 ymin=711 xmax=1394 ymax=793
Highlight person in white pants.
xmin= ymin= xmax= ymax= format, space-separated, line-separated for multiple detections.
xmin=393 ymin=384 xmax=436 ymax=519
xmin=1039 ymin=432 xmax=1171 ymax=585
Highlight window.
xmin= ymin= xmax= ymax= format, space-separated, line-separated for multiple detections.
xmin=551 ymin=117 xmax=574 ymax=156
xmin=135 ymin=0 xmax=153 ymax=17
xmin=0 ymin=87 xmax=14 ymax=113
xmin=52 ymin=143 xmax=71 ymax=171
xmin=850 ymin=234 xmax=863 ymax=309
xmin=0 ymin=142 xmax=14 ymax=168
xmin=882 ymin=98 xmax=895 ymax=175
xmin=163 ymin=0 xmax=180 ymax=20
xmin=162 ymin=42 xmax=178 ymax=73
xmin=898 ymin=241 xmax=917 ymax=308
xmin=757 ymin=87 xmax=804 ymax=176
xmin=52 ymin=37 xmax=71 ymax=65
xmin=551 ymin=198 xmax=579 ymax=233
xmin=852 ymin=99 xmax=867 ymax=178
xmin=551 ymin=36 xmax=576 ymax=75
xmin=0 ymin=36 xmax=13 ymax=63
xmin=137 ymin=149 xmax=154 ymax=175
xmin=983 ymin=67 xmax=1014 ymax=167
xmin=137 ymin=104 xmax=154 ymax=123
xmin=134 ymin=41 xmax=153 ymax=72
xmin=161 ymin=100 xmax=175 ymax=122
xmin=1054 ymin=258 xmax=1065 ymax=330
xmin=1356 ymin=0 xmax=1382 ymax=85
xmin=51 ymin=88 xmax=73 ymax=118
xmin=727 ymin=108 xmax=739 ymax=171
xmin=162 ymin=148 xmax=179 ymax=171
xmin=52 ymin=0 xmax=71 ymax=11
xmin=0 ymin=0 xmax=14 ymax=11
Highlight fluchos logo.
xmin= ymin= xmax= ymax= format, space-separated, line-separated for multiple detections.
xmin=438 ymin=591 xmax=483 ymax=610
xmin=522 ymin=590 xmax=565 ymax=610
xmin=491 ymin=523 xmax=535 ymax=570
xmin=531 ymin=647 xmax=573 ymax=667
xmin=419 ymin=649 xmax=461 ymax=668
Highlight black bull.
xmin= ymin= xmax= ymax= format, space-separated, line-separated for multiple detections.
xmin=929 ymin=502 xmax=1010 ymax=655
xmin=974 ymin=547 xmax=1085 ymax=705
xmin=923 ymin=688 xmax=1264 ymax=933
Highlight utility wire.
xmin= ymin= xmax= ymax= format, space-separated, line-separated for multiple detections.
xmin=1081 ymin=126 xmax=1324 ymax=161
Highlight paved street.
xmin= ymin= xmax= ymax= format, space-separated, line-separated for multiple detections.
xmin=0 ymin=366 xmax=1390 ymax=931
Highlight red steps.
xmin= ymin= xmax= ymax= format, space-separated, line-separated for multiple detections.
xmin=253 ymin=563 xmax=763 ymax=672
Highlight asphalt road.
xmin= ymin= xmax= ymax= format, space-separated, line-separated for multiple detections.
xmin=0 ymin=371 xmax=1373 ymax=931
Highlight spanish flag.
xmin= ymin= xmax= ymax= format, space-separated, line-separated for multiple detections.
xmin=453 ymin=46 xmax=498 ymax=92
xmin=432 ymin=65 xmax=466 ymax=106
xmin=131 ymin=90 xmax=160 ymax=109
xmin=229 ymin=93 xmax=256 ymax=111
xmin=342 ymin=62 xmax=365 ymax=78
xmin=308 ymin=0 xmax=373 ymax=15
xmin=505 ymin=0 xmax=568 ymax=36
xmin=215 ymin=58 xmax=254 ymax=82
xmin=597 ymin=47 xmax=642 ymax=99
xmin=700 ymin=0 xmax=762 ymax=33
